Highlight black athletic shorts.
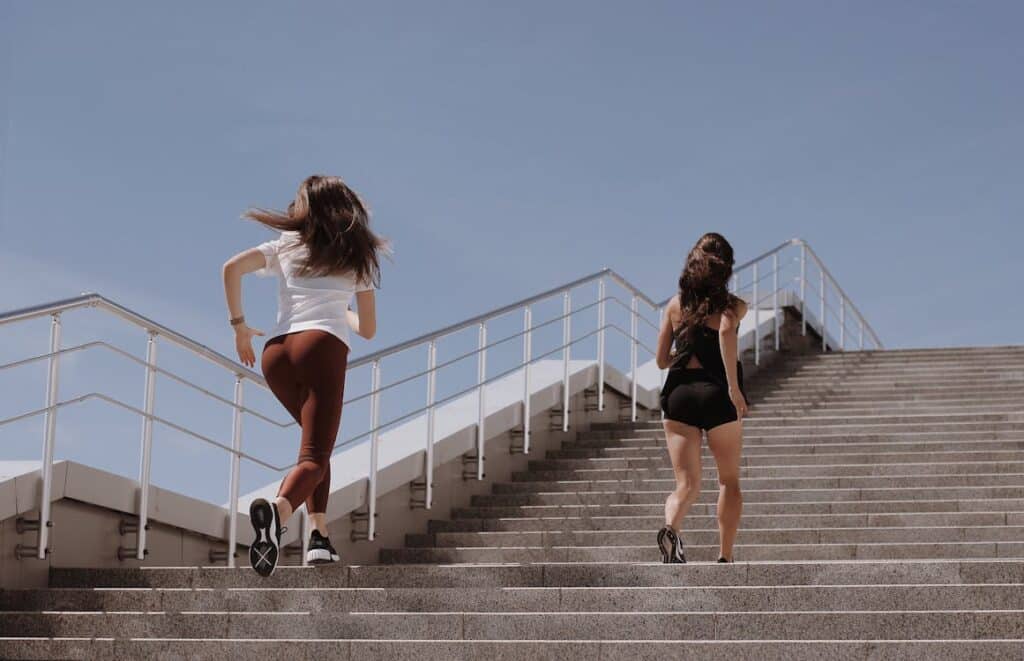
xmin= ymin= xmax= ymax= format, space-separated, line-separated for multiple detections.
xmin=660 ymin=367 xmax=745 ymax=431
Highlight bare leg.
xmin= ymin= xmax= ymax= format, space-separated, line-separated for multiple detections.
xmin=662 ymin=419 xmax=704 ymax=532
xmin=707 ymin=419 xmax=743 ymax=561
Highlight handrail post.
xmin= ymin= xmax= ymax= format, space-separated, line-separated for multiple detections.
xmin=773 ymin=253 xmax=780 ymax=352
xmin=630 ymin=295 xmax=638 ymax=422
xmin=226 ymin=375 xmax=243 ymax=567
xmin=596 ymin=279 xmax=606 ymax=412
xmin=522 ymin=307 xmax=532 ymax=453
xmin=136 ymin=330 xmax=158 ymax=560
xmin=425 ymin=341 xmax=437 ymax=509
xmin=299 ymin=508 xmax=310 ymax=567
xmin=800 ymin=242 xmax=807 ymax=336
xmin=840 ymin=297 xmax=846 ymax=351
xmin=368 ymin=360 xmax=381 ymax=540
xmin=819 ymin=269 xmax=826 ymax=351
xmin=477 ymin=322 xmax=487 ymax=478
xmin=36 ymin=312 xmax=62 ymax=559
xmin=561 ymin=292 xmax=571 ymax=432
xmin=753 ymin=262 xmax=760 ymax=366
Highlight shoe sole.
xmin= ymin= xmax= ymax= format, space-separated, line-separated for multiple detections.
xmin=657 ymin=527 xmax=687 ymax=564
xmin=249 ymin=499 xmax=279 ymax=578
xmin=306 ymin=548 xmax=338 ymax=565
xmin=657 ymin=528 xmax=672 ymax=564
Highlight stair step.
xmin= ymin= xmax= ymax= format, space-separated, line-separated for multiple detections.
xmin=492 ymin=474 xmax=1024 ymax=493
xmin=431 ymin=511 xmax=1020 ymax=533
xmin=380 ymin=541 xmax=1024 ymax=563
xmin=407 ymin=525 xmax=1024 ymax=548
xmin=526 ymin=450 xmax=1024 ymax=471
xmin=49 ymin=559 xmax=1024 ymax=589
xmin=7 ymin=583 xmax=1024 ymax=613
xmin=513 ymin=461 xmax=1024 ymax=482
xmin=1 ymin=638 xmax=1022 ymax=661
xmin=2 ymin=609 xmax=1023 ymax=640
xmin=553 ymin=441 xmax=1024 ymax=459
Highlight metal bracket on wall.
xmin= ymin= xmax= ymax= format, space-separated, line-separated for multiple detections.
xmin=116 ymin=517 xmax=149 ymax=561
xmin=350 ymin=508 xmax=376 ymax=541
xmin=461 ymin=453 xmax=484 ymax=480
xmin=508 ymin=427 xmax=528 ymax=455
xmin=617 ymin=397 xmax=633 ymax=422
xmin=409 ymin=479 xmax=431 ymax=509
xmin=208 ymin=547 xmax=237 ymax=565
xmin=548 ymin=407 xmax=569 ymax=431
xmin=13 ymin=517 xmax=50 ymax=560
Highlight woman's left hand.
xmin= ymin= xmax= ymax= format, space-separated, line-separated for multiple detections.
xmin=729 ymin=388 xmax=748 ymax=420
xmin=234 ymin=324 xmax=265 ymax=368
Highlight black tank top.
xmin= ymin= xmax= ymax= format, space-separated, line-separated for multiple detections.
xmin=667 ymin=321 xmax=745 ymax=395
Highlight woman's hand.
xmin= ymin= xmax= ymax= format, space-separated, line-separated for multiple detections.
xmin=233 ymin=324 xmax=265 ymax=368
xmin=729 ymin=387 xmax=748 ymax=420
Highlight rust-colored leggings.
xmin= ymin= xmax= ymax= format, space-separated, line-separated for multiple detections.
xmin=261 ymin=329 xmax=349 ymax=513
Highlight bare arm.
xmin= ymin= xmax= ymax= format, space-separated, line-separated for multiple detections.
xmin=221 ymin=248 xmax=266 ymax=367
xmin=718 ymin=299 xmax=749 ymax=417
xmin=347 ymin=290 xmax=377 ymax=340
xmin=655 ymin=298 xmax=680 ymax=370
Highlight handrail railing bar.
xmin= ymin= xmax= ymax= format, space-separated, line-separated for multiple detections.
xmin=0 ymin=340 xmax=104 ymax=373
xmin=0 ymin=294 xmax=647 ymax=436
xmin=607 ymin=296 xmax=661 ymax=332
xmin=0 ymin=341 xmax=294 ymax=429
xmin=0 ymin=271 xmax=656 ymax=392
xmin=803 ymin=244 xmax=883 ymax=347
xmin=604 ymin=272 xmax=659 ymax=309
xmin=340 ymin=296 xmax=610 ymax=406
xmin=93 ymin=297 xmax=269 ymax=388
xmin=331 ymin=324 xmax=612 ymax=449
xmin=730 ymin=256 xmax=799 ymax=293
xmin=606 ymin=323 xmax=657 ymax=357
xmin=796 ymin=278 xmax=880 ymax=350
xmin=2 ymin=392 xmax=285 ymax=471
xmin=0 ymin=294 xmax=96 ymax=327
xmin=0 ymin=288 xmax=873 ymax=480
xmin=345 ymin=270 xmax=611 ymax=366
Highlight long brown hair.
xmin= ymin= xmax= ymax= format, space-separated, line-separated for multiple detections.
xmin=244 ymin=175 xmax=385 ymax=286
xmin=675 ymin=232 xmax=738 ymax=343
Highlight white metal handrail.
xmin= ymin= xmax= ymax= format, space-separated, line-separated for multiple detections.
xmin=0 ymin=238 xmax=876 ymax=564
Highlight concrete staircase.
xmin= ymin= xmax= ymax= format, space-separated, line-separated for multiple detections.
xmin=2 ymin=345 xmax=1024 ymax=659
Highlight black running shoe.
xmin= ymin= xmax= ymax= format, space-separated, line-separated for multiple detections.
xmin=657 ymin=526 xmax=686 ymax=564
xmin=306 ymin=529 xmax=340 ymax=564
xmin=717 ymin=557 xmax=734 ymax=563
xmin=249 ymin=498 xmax=284 ymax=577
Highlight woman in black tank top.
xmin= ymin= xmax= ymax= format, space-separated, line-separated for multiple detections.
xmin=653 ymin=233 xmax=748 ymax=564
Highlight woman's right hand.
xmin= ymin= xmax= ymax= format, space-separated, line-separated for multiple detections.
xmin=729 ymin=388 xmax=748 ymax=420
xmin=233 ymin=324 xmax=265 ymax=368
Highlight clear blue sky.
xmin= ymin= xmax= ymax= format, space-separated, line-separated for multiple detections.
xmin=1 ymin=2 xmax=1022 ymax=500
xmin=2 ymin=1 xmax=1021 ymax=351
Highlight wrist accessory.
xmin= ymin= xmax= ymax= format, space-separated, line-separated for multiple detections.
xmin=230 ymin=315 xmax=245 ymax=327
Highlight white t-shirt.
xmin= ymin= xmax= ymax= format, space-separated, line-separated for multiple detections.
xmin=254 ymin=230 xmax=374 ymax=349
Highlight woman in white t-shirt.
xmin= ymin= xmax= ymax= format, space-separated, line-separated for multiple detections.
xmin=222 ymin=175 xmax=386 ymax=577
